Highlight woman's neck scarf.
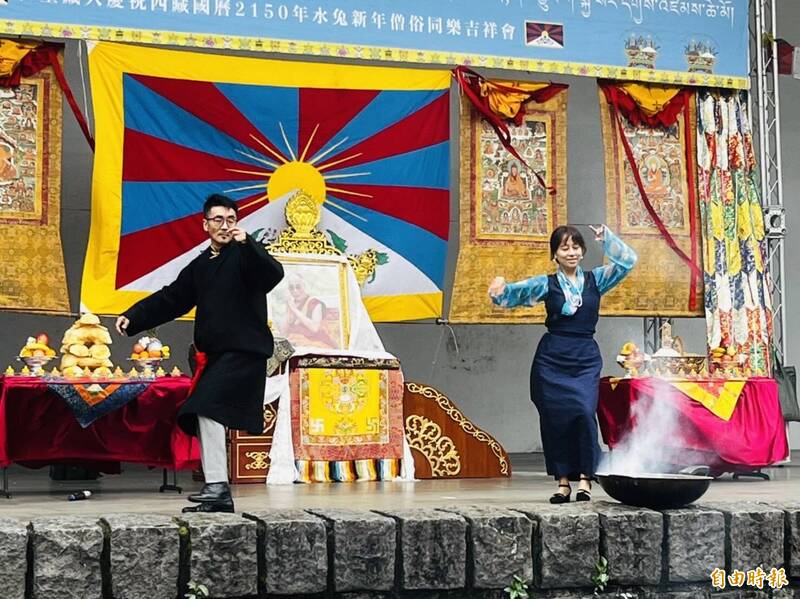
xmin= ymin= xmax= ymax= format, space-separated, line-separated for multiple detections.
xmin=556 ymin=267 xmax=584 ymax=316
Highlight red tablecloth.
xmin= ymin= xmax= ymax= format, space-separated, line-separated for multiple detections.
xmin=0 ymin=376 xmax=200 ymax=471
xmin=598 ymin=377 xmax=788 ymax=472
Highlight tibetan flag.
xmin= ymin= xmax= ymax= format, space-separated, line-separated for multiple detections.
xmin=82 ymin=42 xmax=450 ymax=321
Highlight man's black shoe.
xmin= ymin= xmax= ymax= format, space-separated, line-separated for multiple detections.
xmin=188 ymin=482 xmax=232 ymax=503
xmin=181 ymin=499 xmax=234 ymax=514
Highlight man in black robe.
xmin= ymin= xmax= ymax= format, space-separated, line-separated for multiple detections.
xmin=116 ymin=194 xmax=284 ymax=513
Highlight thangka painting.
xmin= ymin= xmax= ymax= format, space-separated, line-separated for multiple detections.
xmin=449 ymin=88 xmax=568 ymax=323
xmin=599 ymin=89 xmax=703 ymax=317
xmin=0 ymin=63 xmax=69 ymax=313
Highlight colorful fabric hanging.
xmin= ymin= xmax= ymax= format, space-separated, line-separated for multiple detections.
xmin=696 ymin=91 xmax=772 ymax=375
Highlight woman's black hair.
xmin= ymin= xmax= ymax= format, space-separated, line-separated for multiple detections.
xmin=549 ymin=226 xmax=586 ymax=259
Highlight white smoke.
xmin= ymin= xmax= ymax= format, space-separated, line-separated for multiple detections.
xmin=598 ymin=379 xmax=692 ymax=475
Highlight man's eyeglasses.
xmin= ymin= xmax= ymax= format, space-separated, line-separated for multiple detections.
xmin=205 ymin=216 xmax=238 ymax=227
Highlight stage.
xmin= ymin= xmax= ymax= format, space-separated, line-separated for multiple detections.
xmin=3 ymin=452 xmax=798 ymax=519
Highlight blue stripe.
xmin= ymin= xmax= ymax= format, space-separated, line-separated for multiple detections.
xmin=121 ymin=181 xmax=264 ymax=235
xmin=325 ymin=143 xmax=449 ymax=189
xmin=324 ymin=197 xmax=446 ymax=288
xmin=123 ymin=75 xmax=268 ymax=167
xmin=214 ymin=83 xmax=299 ymax=159
xmin=310 ymin=90 xmax=447 ymax=161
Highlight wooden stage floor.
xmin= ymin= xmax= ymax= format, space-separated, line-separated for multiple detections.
xmin=2 ymin=453 xmax=797 ymax=519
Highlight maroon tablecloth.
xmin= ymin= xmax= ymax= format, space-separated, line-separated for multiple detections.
xmin=0 ymin=376 xmax=200 ymax=472
xmin=598 ymin=376 xmax=788 ymax=472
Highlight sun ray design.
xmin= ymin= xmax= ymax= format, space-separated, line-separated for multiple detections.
xmin=250 ymin=134 xmax=289 ymax=164
xmin=278 ymin=122 xmax=297 ymax=161
xmin=299 ymin=123 xmax=319 ymax=162
xmin=323 ymin=172 xmax=371 ymax=181
xmin=326 ymin=186 xmax=374 ymax=199
xmin=224 ymin=182 xmax=270 ymax=193
xmin=234 ymin=148 xmax=279 ymax=169
xmin=226 ymin=168 xmax=273 ymax=177
xmin=239 ymin=193 xmax=271 ymax=210
xmin=308 ymin=137 xmax=349 ymax=165
xmin=325 ymin=197 xmax=369 ymax=222
xmin=318 ymin=153 xmax=363 ymax=172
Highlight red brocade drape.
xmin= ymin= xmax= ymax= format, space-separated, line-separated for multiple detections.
xmin=0 ymin=376 xmax=199 ymax=472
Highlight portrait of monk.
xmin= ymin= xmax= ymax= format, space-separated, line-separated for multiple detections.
xmin=502 ymin=162 xmax=528 ymax=199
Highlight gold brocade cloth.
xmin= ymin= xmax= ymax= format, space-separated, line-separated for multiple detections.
xmin=0 ymin=59 xmax=69 ymax=313
xmin=449 ymin=89 xmax=568 ymax=323
xmin=598 ymin=88 xmax=703 ymax=316
xmin=290 ymin=362 xmax=404 ymax=462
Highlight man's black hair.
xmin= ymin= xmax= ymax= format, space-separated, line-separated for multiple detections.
xmin=203 ymin=194 xmax=238 ymax=217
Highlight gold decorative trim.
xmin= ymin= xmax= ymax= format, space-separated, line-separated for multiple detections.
xmin=405 ymin=414 xmax=461 ymax=477
xmin=267 ymin=190 xmax=378 ymax=286
xmin=295 ymin=356 xmax=401 ymax=370
xmin=405 ymin=382 xmax=510 ymax=476
xmin=244 ymin=451 xmax=270 ymax=471
xmin=0 ymin=20 xmax=750 ymax=90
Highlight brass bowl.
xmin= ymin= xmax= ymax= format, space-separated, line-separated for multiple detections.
xmin=650 ymin=355 xmax=706 ymax=375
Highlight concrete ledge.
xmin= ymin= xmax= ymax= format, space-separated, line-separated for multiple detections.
xmin=0 ymin=500 xmax=796 ymax=597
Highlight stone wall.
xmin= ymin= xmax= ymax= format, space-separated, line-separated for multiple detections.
xmin=0 ymin=501 xmax=798 ymax=598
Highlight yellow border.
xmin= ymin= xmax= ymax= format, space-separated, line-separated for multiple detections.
xmin=2 ymin=20 xmax=749 ymax=90
xmin=80 ymin=41 xmax=449 ymax=317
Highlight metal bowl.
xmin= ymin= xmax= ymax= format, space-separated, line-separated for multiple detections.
xmin=650 ymin=355 xmax=707 ymax=376
xmin=17 ymin=355 xmax=55 ymax=374
xmin=596 ymin=472 xmax=712 ymax=509
xmin=127 ymin=357 xmax=163 ymax=370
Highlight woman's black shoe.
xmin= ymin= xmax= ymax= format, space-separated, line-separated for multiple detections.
xmin=576 ymin=476 xmax=592 ymax=502
xmin=549 ymin=484 xmax=571 ymax=504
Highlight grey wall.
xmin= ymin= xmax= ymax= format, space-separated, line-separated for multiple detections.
xmin=0 ymin=33 xmax=789 ymax=453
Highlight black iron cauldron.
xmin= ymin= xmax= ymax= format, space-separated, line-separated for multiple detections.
xmin=596 ymin=472 xmax=712 ymax=510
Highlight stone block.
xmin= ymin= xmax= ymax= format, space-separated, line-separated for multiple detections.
xmin=663 ymin=506 xmax=725 ymax=582
xmin=509 ymin=503 xmax=599 ymax=589
xmin=0 ymin=517 xmax=28 ymax=599
xmin=767 ymin=502 xmax=800 ymax=578
xmin=102 ymin=514 xmax=179 ymax=599
xmin=593 ymin=501 xmax=663 ymax=585
xmin=245 ymin=509 xmax=327 ymax=595
xmin=309 ymin=508 xmax=395 ymax=592
xmin=772 ymin=588 xmax=800 ymax=598
xmin=182 ymin=513 xmax=257 ymax=598
xmin=701 ymin=502 xmax=784 ymax=572
xmin=31 ymin=516 xmax=103 ymax=599
xmin=440 ymin=505 xmax=533 ymax=589
xmin=378 ymin=508 xmax=466 ymax=590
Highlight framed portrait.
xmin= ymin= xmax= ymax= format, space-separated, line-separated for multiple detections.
xmin=267 ymin=254 xmax=350 ymax=351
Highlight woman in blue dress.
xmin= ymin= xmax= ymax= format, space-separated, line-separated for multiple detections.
xmin=488 ymin=224 xmax=637 ymax=503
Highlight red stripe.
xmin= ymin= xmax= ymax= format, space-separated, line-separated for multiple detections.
xmin=130 ymin=74 xmax=287 ymax=162
xmin=123 ymin=129 xmax=271 ymax=182
xmin=319 ymin=93 xmax=449 ymax=170
xmin=298 ymin=88 xmax=380 ymax=161
xmin=115 ymin=193 xmax=266 ymax=289
xmin=328 ymin=185 xmax=449 ymax=240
